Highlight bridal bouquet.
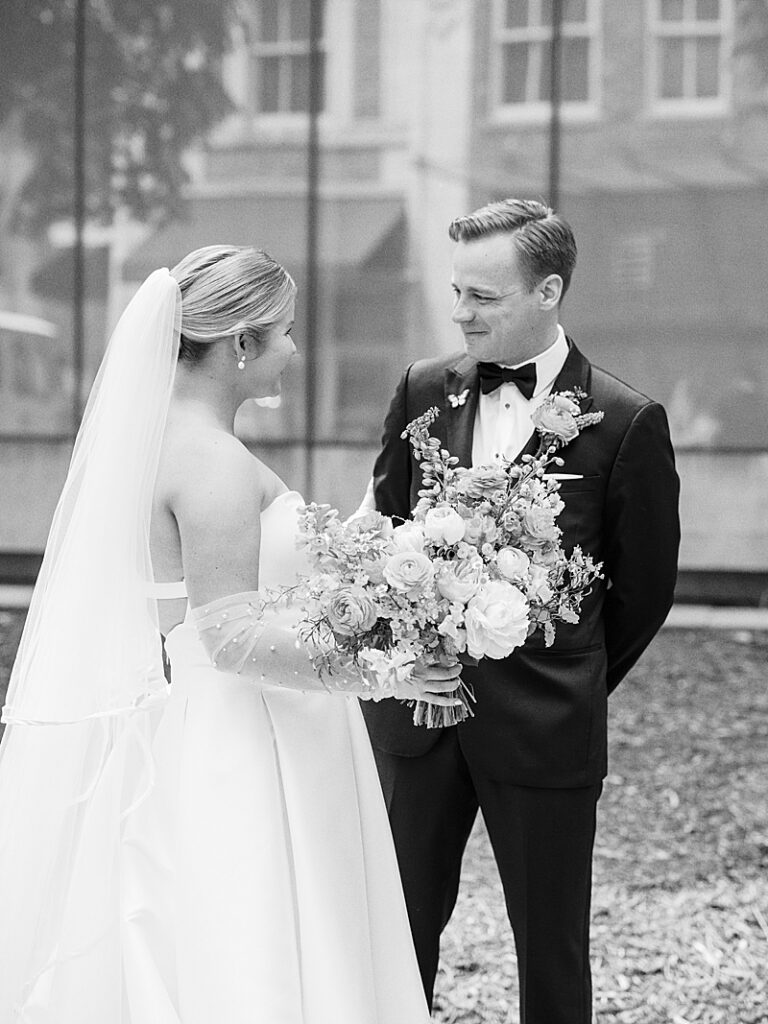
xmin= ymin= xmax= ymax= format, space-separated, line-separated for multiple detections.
xmin=293 ymin=390 xmax=604 ymax=727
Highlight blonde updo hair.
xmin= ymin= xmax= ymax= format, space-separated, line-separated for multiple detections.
xmin=170 ymin=245 xmax=296 ymax=362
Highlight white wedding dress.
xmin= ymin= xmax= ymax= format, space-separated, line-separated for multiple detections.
xmin=7 ymin=491 xmax=430 ymax=1023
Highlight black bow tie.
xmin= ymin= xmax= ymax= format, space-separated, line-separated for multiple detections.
xmin=477 ymin=361 xmax=537 ymax=399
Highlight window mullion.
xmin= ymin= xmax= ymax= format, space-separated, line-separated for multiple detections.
xmin=494 ymin=0 xmax=598 ymax=112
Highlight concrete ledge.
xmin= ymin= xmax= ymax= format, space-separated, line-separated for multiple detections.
xmin=0 ymin=586 xmax=34 ymax=610
xmin=664 ymin=604 xmax=768 ymax=630
xmin=1 ymin=586 xmax=767 ymax=632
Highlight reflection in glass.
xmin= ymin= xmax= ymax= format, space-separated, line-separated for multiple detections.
xmin=497 ymin=1 xmax=594 ymax=107
xmin=660 ymin=0 xmax=685 ymax=21
xmin=538 ymin=41 xmax=553 ymax=102
xmin=0 ymin=0 xmax=764 ymax=583
xmin=696 ymin=0 xmax=720 ymax=20
xmin=259 ymin=0 xmax=280 ymax=43
xmin=564 ymin=0 xmax=588 ymax=21
xmin=561 ymin=37 xmax=589 ymax=102
xmin=290 ymin=53 xmax=308 ymax=113
xmin=0 ymin=314 xmax=70 ymax=435
xmin=660 ymin=37 xmax=685 ymax=97
xmin=258 ymin=55 xmax=281 ymax=113
xmin=251 ymin=0 xmax=324 ymax=115
xmin=540 ymin=0 xmax=588 ymax=24
xmin=505 ymin=0 xmax=529 ymax=29
xmin=695 ymin=36 xmax=720 ymax=96
xmin=289 ymin=0 xmax=312 ymax=40
xmin=502 ymin=42 xmax=530 ymax=103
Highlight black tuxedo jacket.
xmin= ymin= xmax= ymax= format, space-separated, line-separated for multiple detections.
xmin=362 ymin=340 xmax=681 ymax=788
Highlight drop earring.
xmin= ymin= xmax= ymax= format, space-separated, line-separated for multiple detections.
xmin=237 ymin=355 xmax=246 ymax=370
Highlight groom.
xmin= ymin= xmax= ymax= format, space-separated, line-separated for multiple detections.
xmin=362 ymin=198 xmax=680 ymax=1024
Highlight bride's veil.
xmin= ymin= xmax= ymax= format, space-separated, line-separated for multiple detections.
xmin=0 ymin=269 xmax=180 ymax=1016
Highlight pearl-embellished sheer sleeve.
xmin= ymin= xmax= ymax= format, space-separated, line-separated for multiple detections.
xmin=191 ymin=591 xmax=398 ymax=699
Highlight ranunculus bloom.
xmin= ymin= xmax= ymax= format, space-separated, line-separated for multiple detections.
xmin=501 ymin=509 xmax=523 ymax=542
xmin=436 ymin=556 xmax=484 ymax=604
xmin=423 ymin=506 xmax=466 ymax=546
xmin=523 ymin=507 xmax=560 ymax=545
xmin=532 ymin=397 xmax=580 ymax=442
xmin=391 ymin=521 xmax=427 ymax=553
xmin=456 ymin=466 xmax=508 ymax=501
xmin=462 ymin=514 xmax=498 ymax=547
xmin=462 ymin=514 xmax=485 ymax=545
xmin=552 ymin=394 xmax=581 ymax=415
xmin=347 ymin=509 xmax=391 ymax=535
xmin=496 ymin=546 xmax=530 ymax=581
xmin=383 ymin=551 xmax=435 ymax=593
xmin=481 ymin=515 xmax=499 ymax=544
xmin=361 ymin=557 xmax=387 ymax=584
xmin=465 ymin=580 xmax=529 ymax=659
xmin=327 ymin=587 xmax=378 ymax=636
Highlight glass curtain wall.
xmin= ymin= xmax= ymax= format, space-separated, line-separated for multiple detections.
xmin=1 ymin=0 xmax=767 ymax=596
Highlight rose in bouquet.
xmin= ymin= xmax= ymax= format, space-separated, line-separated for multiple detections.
xmin=292 ymin=389 xmax=604 ymax=727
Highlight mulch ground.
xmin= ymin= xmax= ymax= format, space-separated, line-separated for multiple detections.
xmin=433 ymin=628 xmax=768 ymax=1024
xmin=1 ymin=615 xmax=766 ymax=1023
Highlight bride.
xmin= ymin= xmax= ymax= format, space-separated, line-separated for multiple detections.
xmin=0 ymin=245 xmax=460 ymax=1023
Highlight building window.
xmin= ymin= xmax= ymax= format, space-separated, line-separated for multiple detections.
xmin=492 ymin=0 xmax=601 ymax=119
xmin=648 ymin=0 xmax=731 ymax=115
xmin=250 ymin=0 xmax=325 ymax=115
xmin=612 ymin=232 xmax=660 ymax=292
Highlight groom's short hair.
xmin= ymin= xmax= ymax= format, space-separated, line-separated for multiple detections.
xmin=448 ymin=198 xmax=577 ymax=297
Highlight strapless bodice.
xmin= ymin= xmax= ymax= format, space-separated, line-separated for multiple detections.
xmin=149 ymin=489 xmax=308 ymax=602
xmin=256 ymin=490 xmax=310 ymax=589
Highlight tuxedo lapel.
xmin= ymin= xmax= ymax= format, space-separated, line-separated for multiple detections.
xmin=515 ymin=427 xmax=541 ymax=463
xmin=443 ymin=356 xmax=479 ymax=469
xmin=513 ymin=338 xmax=592 ymax=465
xmin=552 ymin=337 xmax=592 ymax=397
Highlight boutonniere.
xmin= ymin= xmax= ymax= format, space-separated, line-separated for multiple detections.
xmin=531 ymin=388 xmax=603 ymax=449
xmin=447 ymin=388 xmax=470 ymax=408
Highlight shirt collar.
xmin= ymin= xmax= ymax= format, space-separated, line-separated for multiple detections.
xmin=500 ymin=325 xmax=568 ymax=398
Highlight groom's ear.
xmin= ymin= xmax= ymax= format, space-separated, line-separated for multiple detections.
xmin=537 ymin=274 xmax=563 ymax=310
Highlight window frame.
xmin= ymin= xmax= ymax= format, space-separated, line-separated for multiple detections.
xmin=248 ymin=0 xmax=331 ymax=122
xmin=646 ymin=0 xmax=733 ymax=118
xmin=490 ymin=0 xmax=603 ymax=124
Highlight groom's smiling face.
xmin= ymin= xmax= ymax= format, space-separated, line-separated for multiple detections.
xmin=450 ymin=233 xmax=547 ymax=365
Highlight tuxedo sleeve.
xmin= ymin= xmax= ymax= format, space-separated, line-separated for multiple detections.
xmin=371 ymin=365 xmax=414 ymax=522
xmin=603 ymin=401 xmax=680 ymax=694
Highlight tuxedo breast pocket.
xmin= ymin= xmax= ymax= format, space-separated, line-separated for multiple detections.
xmin=552 ymin=474 xmax=602 ymax=495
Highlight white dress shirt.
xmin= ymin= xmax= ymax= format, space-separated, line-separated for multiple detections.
xmin=472 ymin=326 xmax=569 ymax=466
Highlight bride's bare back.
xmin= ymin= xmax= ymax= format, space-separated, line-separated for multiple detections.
xmin=150 ymin=411 xmax=287 ymax=635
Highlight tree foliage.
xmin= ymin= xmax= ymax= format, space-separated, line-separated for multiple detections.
xmin=0 ymin=0 xmax=238 ymax=235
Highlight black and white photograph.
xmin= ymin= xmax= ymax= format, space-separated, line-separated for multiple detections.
xmin=0 ymin=2 xmax=766 ymax=1022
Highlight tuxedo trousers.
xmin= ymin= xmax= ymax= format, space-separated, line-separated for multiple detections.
xmin=372 ymin=729 xmax=601 ymax=1024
